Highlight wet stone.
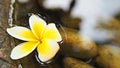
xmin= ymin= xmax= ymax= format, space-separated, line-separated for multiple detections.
xmin=63 ymin=57 xmax=95 ymax=68
xmin=94 ymin=45 xmax=120 ymax=68
xmin=0 ymin=0 xmax=18 ymax=68
xmin=61 ymin=27 xmax=98 ymax=59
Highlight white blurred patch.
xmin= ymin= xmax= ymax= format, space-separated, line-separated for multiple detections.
xmin=43 ymin=0 xmax=72 ymax=11
xmin=71 ymin=0 xmax=120 ymax=42
xmin=11 ymin=0 xmax=15 ymax=4
xmin=18 ymin=0 xmax=29 ymax=3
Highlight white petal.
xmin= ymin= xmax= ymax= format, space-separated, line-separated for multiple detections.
xmin=29 ymin=14 xmax=46 ymax=39
xmin=37 ymin=39 xmax=60 ymax=62
xmin=7 ymin=26 xmax=37 ymax=41
xmin=10 ymin=42 xmax=38 ymax=60
xmin=43 ymin=23 xmax=62 ymax=42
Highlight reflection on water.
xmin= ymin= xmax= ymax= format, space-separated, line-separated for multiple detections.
xmin=9 ymin=0 xmax=120 ymax=68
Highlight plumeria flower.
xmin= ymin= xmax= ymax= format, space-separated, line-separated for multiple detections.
xmin=7 ymin=14 xmax=62 ymax=62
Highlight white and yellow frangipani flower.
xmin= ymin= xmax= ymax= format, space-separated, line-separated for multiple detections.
xmin=6 ymin=14 xmax=62 ymax=62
